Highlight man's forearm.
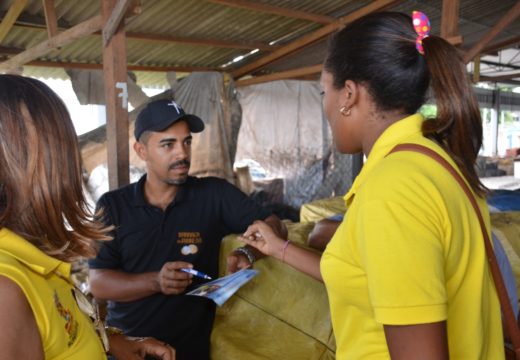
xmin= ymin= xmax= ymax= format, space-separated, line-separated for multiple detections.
xmin=264 ymin=214 xmax=288 ymax=240
xmin=89 ymin=269 xmax=160 ymax=302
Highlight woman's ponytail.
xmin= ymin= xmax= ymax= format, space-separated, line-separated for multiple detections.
xmin=422 ymin=36 xmax=487 ymax=196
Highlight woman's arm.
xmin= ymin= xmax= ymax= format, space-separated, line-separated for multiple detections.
xmin=384 ymin=321 xmax=448 ymax=360
xmin=0 ymin=276 xmax=44 ymax=360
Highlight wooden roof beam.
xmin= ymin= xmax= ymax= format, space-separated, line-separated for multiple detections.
xmin=464 ymin=0 xmax=520 ymax=64
xmin=481 ymin=59 xmax=520 ymax=70
xmin=6 ymin=6 xmax=275 ymax=52
xmin=236 ymin=64 xmax=323 ymax=87
xmin=10 ymin=23 xmax=276 ymax=51
xmin=483 ymin=35 xmax=520 ymax=55
xmin=479 ymin=72 xmax=520 ymax=82
xmin=126 ymin=32 xmax=277 ymax=51
xmin=42 ymin=0 xmax=58 ymax=38
xmin=0 ymin=15 xmax=102 ymax=73
xmin=446 ymin=35 xmax=463 ymax=46
xmin=0 ymin=45 xmax=23 ymax=56
xmin=25 ymin=60 xmax=216 ymax=73
xmin=231 ymin=0 xmax=403 ymax=79
xmin=103 ymin=0 xmax=134 ymax=46
xmin=206 ymin=0 xmax=335 ymax=24
xmin=0 ymin=9 xmax=70 ymax=28
xmin=0 ymin=0 xmax=28 ymax=42
xmin=234 ymin=35 xmax=463 ymax=87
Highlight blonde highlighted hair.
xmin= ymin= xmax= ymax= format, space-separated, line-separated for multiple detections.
xmin=0 ymin=75 xmax=112 ymax=261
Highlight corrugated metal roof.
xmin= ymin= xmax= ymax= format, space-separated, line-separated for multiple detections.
xmin=0 ymin=0 xmax=519 ymax=86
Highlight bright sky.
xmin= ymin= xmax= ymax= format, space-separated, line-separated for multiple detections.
xmin=37 ymin=78 xmax=106 ymax=135
xmin=38 ymin=78 xmax=163 ymax=136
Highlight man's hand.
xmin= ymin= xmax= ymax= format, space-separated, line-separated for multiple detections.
xmin=226 ymin=252 xmax=251 ymax=274
xmin=157 ymin=262 xmax=193 ymax=295
xmin=108 ymin=334 xmax=176 ymax=359
xmin=264 ymin=215 xmax=288 ymax=240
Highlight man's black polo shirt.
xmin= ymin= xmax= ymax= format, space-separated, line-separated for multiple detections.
xmin=88 ymin=175 xmax=270 ymax=360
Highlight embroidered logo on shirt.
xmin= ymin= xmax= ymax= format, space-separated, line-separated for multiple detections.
xmin=181 ymin=244 xmax=199 ymax=255
xmin=54 ymin=290 xmax=78 ymax=347
xmin=177 ymin=232 xmax=202 ymax=255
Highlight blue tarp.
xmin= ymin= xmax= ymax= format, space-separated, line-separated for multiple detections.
xmin=487 ymin=189 xmax=520 ymax=211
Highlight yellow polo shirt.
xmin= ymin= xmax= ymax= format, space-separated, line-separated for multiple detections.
xmin=0 ymin=228 xmax=106 ymax=359
xmin=321 ymin=114 xmax=503 ymax=359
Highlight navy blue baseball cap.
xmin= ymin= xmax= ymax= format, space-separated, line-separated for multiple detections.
xmin=134 ymin=99 xmax=205 ymax=140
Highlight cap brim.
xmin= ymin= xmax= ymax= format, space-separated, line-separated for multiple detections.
xmin=183 ymin=114 xmax=205 ymax=133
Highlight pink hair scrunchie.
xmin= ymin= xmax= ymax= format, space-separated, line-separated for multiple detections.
xmin=412 ymin=11 xmax=430 ymax=55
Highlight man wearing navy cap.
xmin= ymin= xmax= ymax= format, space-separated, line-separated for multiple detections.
xmin=88 ymin=99 xmax=286 ymax=360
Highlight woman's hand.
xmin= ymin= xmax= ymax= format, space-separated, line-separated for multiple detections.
xmin=241 ymin=221 xmax=323 ymax=281
xmin=239 ymin=220 xmax=285 ymax=259
xmin=108 ymin=334 xmax=175 ymax=360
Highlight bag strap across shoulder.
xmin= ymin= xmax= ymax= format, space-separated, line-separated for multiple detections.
xmin=388 ymin=143 xmax=520 ymax=358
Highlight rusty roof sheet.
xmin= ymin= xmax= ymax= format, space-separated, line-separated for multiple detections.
xmin=0 ymin=0 xmax=519 ymax=86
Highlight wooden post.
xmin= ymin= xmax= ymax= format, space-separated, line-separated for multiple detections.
xmin=440 ymin=0 xmax=459 ymax=40
xmin=103 ymin=0 xmax=133 ymax=46
xmin=42 ymin=0 xmax=58 ymax=38
xmin=102 ymin=0 xmax=129 ymax=190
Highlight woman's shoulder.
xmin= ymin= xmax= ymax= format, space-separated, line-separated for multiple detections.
xmin=0 ymin=249 xmax=35 ymax=295
xmin=360 ymin=139 xmax=456 ymax=208
xmin=374 ymin=138 xmax=453 ymax=182
xmin=0 ymin=275 xmax=44 ymax=359
xmin=0 ymin=274 xmax=29 ymax=304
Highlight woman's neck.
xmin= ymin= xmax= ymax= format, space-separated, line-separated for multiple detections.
xmin=362 ymin=109 xmax=409 ymax=156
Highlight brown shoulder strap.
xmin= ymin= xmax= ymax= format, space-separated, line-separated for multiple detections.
xmin=389 ymin=143 xmax=520 ymax=358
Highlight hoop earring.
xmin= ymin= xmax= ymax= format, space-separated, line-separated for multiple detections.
xmin=340 ymin=106 xmax=351 ymax=116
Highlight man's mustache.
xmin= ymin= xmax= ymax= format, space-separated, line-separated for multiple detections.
xmin=169 ymin=160 xmax=190 ymax=170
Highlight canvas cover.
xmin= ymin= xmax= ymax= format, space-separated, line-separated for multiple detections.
xmin=212 ymin=221 xmax=335 ymax=360
xmin=236 ymin=80 xmax=355 ymax=208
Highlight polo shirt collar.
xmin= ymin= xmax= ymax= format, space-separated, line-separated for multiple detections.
xmin=344 ymin=113 xmax=424 ymax=206
xmin=0 ymin=227 xmax=71 ymax=279
xmin=132 ymin=174 xmax=190 ymax=207
xmin=132 ymin=174 xmax=148 ymax=207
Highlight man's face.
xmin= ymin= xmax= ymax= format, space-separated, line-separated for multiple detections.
xmin=135 ymin=120 xmax=193 ymax=185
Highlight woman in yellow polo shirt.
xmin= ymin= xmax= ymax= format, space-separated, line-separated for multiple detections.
xmin=241 ymin=11 xmax=504 ymax=359
xmin=0 ymin=75 xmax=175 ymax=360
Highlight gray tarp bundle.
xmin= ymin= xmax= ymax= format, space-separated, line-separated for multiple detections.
xmin=170 ymin=72 xmax=241 ymax=183
xmin=236 ymin=80 xmax=354 ymax=208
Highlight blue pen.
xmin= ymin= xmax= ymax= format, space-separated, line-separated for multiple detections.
xmin=180 ymin=268 xmax=212 ymax=280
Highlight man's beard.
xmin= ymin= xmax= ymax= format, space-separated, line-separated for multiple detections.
xmin=166 ymin=175 xmax=188 ymax=186
xmin=166 ymin=159 xmax=190 ymax=185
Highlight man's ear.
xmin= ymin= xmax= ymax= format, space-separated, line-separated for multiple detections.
xmin=134 ymin=141 xmax=147 ymax=161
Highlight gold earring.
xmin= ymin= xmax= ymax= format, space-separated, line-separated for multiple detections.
xmin=340 ymin=106 xmax=351 ymax=116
